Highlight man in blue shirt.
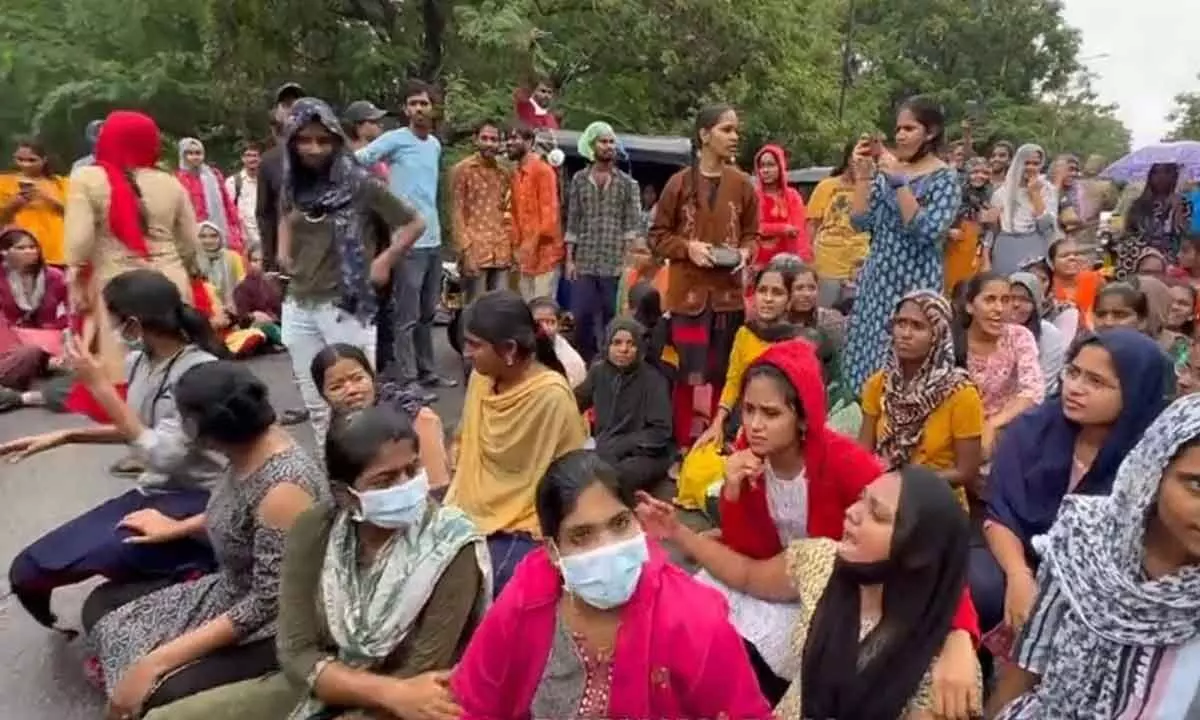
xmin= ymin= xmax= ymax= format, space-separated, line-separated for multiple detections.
xmin=357 ymin=80 xmax=456 ymax=396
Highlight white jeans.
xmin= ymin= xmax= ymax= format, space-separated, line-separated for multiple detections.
xmin=519 ymin=269 xmax=559 ymax=301
xmin=281 ymin=298 xmax=376 ymax=444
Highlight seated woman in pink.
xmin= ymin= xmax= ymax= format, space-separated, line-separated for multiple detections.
xmin=451 ymin=450 xmax=772 ymax=720
xmin=951 ymin=271 xmax=1044 ymax=460
xmin=0 ymin=227 xmax=67 ymax=409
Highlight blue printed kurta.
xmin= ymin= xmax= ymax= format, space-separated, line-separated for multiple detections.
xmin=842 ymin=168 xmax=961 ymax=394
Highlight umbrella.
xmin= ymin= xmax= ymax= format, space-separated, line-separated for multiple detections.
xmin=1100 ymin=142 xmax=1200 ymax=184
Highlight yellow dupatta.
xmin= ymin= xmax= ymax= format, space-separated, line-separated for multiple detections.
xmin=446 ymin=367 xmax=587 ymax=536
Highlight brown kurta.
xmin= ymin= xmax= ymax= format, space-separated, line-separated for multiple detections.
xmin=451 ymin=154 xmax=513 ymax=272
xmin=63 ymin=166 xmax=200 ymax=383
xmin=648 ymin=165 xmax=759 ymax=314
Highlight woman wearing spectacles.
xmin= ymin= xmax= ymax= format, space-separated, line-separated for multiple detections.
xmin=967 ymin=329 xmax=1170 ymax=635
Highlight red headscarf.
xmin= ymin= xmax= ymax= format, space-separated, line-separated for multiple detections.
xmin=93 ymin=111 xmax=161 ymax=257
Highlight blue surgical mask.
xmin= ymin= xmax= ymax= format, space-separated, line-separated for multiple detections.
xmin=351 ymin=470 xmax=429 ymax=529
xmin=558 ymin=532 xmax=649 ymax=610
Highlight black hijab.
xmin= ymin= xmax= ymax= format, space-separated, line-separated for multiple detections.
xmin=801 ymin=466 xmax=969 ymax=720
xmin=590 ymin=317 xmax=672 ymax=456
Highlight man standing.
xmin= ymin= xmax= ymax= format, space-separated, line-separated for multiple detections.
xmin=342 ymin=100 xmax=389 ymax=178
xmin=224 ymin=142 xmax=263 ymax=252
xmin=513 ymin=74 xmax=560 ymax=131
xmin=452 ymin=120 xmax=512 ymax=301
xmin=565 ymin=121 xmax=640 ymax=362
xmin=71 ymin=120 xmax=103 ymax=172
xmin=257 ymin=82 xmax=305 ymax=272
xmin=357 ymin=80 xmax=456 ymax=394
xmin=508 ymin=125 xmax=562 ymax=300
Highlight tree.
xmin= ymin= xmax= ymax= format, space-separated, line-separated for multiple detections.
xmin=1166 ymin=77 xmax=1200 ymax=142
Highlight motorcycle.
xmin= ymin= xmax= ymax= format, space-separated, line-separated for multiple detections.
xmin=440 ymin=261 xmax=464 ymax=356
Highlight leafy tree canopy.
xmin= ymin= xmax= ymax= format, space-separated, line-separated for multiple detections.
xmin=0 ymin=0 xmax=1132 ymax=170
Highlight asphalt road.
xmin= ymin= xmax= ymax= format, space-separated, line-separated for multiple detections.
xmin=0 ymin=339 xmax=469 ymax=719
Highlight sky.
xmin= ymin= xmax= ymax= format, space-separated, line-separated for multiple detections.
xmin=1061 ymin=0 xmax=1200 ymax=147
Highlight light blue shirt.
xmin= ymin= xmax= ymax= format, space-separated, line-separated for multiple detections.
xmin=357 ymin=127 xmax=442 ymax=249
xmin=1188 ymin=188 xmax=1200 ymax=235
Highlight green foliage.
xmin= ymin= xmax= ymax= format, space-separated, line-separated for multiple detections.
xmin=0 ymin=0 xmax=1132 ymax=172
xmin=1166 ymin=76 xmax=1200 ymax=142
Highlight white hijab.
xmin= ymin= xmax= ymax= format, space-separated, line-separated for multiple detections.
xmin=997 ymin=143 xmax=1056 ymax=233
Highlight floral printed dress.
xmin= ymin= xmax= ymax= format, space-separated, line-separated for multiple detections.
xmin=842 ymin=168 xmax=961 ymax=394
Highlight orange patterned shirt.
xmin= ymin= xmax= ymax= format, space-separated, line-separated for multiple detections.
xmin=451 ymin=154 xmax=512 ymax=270
xmin=511 ymin=154 xmax=563 ymax=276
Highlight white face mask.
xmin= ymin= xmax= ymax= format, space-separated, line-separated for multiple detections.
xmin=556 ymin=532 xmax=649 ymax=610
xmin=350 ymin=470 xmax=429 ymax=529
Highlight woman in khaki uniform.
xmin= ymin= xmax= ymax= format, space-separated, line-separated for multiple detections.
xmin=65 ymin=110 xmax=202 ymax=385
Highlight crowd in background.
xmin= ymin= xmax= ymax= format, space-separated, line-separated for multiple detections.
xmin=0 ymin=74 xmax=1197 ymax=720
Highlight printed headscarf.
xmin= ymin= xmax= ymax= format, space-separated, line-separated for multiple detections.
xmin=280 ymin=97 xmax=377 ymax=322
xmin=93 ymin=111 xmax=161 ymax=257
xmin=877 ymin=290 xmax=972 ymax=470
xmin=577 ymin=121 xmax=615 ymax=162
xmin=1033 ymin=393 xmax=1200 ymax=715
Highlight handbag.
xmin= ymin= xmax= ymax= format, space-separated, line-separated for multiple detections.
xmin=709 ymin=246 xmax=742 ymax=269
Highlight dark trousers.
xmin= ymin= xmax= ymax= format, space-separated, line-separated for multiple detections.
xmin=487 ymin=531 xmax=538 ymax=599
xmin=570 ymin=274 xmax=619 ymax=363
xmin=744 ymin=639 xmax=790 ymax=706
xmin=9 ymin=489 xmax=215 ymax=628
xmin=82 ymin=578 xmax=277 ymax=712
xmin=375 ymin=282 xmax=396 ymax=376
xmin=392 ymin=247 xmax=442 ymax=384
xmin=604 ymin=453 xmax=673 ymax=495
xmin=968 ymin=539 xmax=1006 ymax=634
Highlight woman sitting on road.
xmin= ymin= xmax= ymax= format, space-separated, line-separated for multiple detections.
xmin=0 ymin=226 xmax=69 ymax=410
xmin=444 ymin=290 xmax=588 ymax=596
xmin=639 ymin=465 xmax=977 ymax=719
xmin=311 ymin=342 xmax=452 ymax=493
xmin=82 ymin=360 xmax=327 ymax=718
xmin=144 ymin=406 xmax=487 ymax=720
xmin=4 ymin=269 xmax=225 ymax=632
xmin=450 ymin=450 xmax=774 ymax=719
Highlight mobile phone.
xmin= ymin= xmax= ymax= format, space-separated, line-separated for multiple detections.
xmin=18 ymin=180 xmax=34 ymax=194
xmin=981 ymin=624 xmax=1016 ymax=663
xmin=964 ymin=100 xmax=988 ymax=125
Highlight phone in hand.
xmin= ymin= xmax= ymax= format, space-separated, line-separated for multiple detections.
xmin=17 ymin=180 xmax=34 ymax=196
xmin=982 ymin=624 xmax=1017 ymax=663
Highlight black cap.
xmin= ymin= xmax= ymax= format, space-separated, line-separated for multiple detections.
xmin=274 ymin=82 xmax=305 ymax=105
xmin=343 ymin=100 xmax=389 ymax=125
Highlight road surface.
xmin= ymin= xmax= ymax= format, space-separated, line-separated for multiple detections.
xmin=0 ymin=341 xmax=468 ymax=718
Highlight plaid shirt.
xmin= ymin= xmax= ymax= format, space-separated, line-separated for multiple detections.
xmin=565 ymin=167 xmax=641 ymax=276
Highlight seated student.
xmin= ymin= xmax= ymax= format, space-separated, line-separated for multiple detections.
xmin=705 ymin=340 xmax=981 ymax=710
xmin=970 ymin=329 xmax=1169 ymax=633
xmin=0 ymin=227 xmax=69 ymax=409
xmin=640 ymin=466 xmax=980 ymax=720
xmin=311 ymin=342 xmax=452 ymax=492
xmin=575 ymin=317 xmax=673 ymax=493
xmin=444 ymin=290 xmax=587 ymax=596
xmin=82 ymin=361 xmax=327 ymax=717
xmin=860 ymin=290 xmax=984 ymax=509
xmin=694 ymin=263 xmax=803 ymax=450
xmin=3 ymin=269 xmax=225 ymax=631
xmin=450 ymin=450 xmax=774 ymax=719
xmin=144 ymin=407 xmax=489 ymax=720
xmin=1092 ymin=281 xmax=1150 ymax=332
xmin=1163 ymin=279 xmax=1196 ymax=367
xmin=1007 ymin=272 xmax=1069 ymax=394
xmin=987 ymin=394 xmax=1200 ymax=719
xmin=230 ymin=246 xmax=283 ymax=349
xmin=783 ymin=257 xmax=846 ymax=349
xmin=529 ymin=296 xmax=587 ymax=387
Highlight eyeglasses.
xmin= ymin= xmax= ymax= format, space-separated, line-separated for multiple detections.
xmin=1060 ymin=364 xmax=1118 ymax=392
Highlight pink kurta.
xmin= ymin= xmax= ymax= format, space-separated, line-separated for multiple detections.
xmin=451 ymin=542 xmax=773 ymax=720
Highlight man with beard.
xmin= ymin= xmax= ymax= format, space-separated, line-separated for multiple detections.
xmin=257 ymin=82 xmax=305 ymax=272
xmin=357 ymin=80 xmax=457 ymax=398
xmin=451 ymin=119 xmax=512 ymax=301
xmin=989 ymin=140 xmax=1014 ymax=186
xmin=276 ymin=97 xmax=425 ymax=442
xmin=508 ymin=125 xmax=562 ymax=300
xmin=564 ymin=120 xmax=641 ymax=363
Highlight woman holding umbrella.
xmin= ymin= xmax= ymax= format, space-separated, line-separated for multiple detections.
xmin=1115 ymin=163 xmax=1192 ymax=278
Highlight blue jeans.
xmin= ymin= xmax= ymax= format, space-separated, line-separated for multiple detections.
xmin=570 ymin=274 xmax=619 ymax=363
xmin=487 ymin=531 xmax=538 ymax=598
xmin=393 ymin=247 xmax=442 ymax=384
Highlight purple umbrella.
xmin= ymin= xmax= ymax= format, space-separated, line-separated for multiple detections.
xmin=1100 ymin=142 xmax=1200 ymax=184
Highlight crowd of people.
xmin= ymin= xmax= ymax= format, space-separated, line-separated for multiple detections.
xmin=0 ymin=73 xmax=1198 ymax=720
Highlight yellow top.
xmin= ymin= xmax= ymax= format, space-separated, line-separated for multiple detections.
xmin=861 ymin=371 xmax=983 ymax=508
xmin=807 ymin=176 xmax=870 ymax=281
xmin=445 ymin=368 xmax=588 ymax=536
xmin=718 ymin=326 xmax=773 ymax=410
xmin=0 ymin=174 xmax=68 ymax=265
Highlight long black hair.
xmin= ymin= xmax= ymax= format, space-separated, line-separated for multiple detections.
xmin=14 ymin=137 xmax=54 ymax=177
xmin=325 ymin=406 xmax=419 ymax=488
xmin=801 ymin=466 xmax=969 ymax=720
xmin=897 ymin=95 xmax=945 ymax=162
xmin=174 ymin=361 xmax=276 ymax=445
xmin=464 ymin=289 xmax=565 ymax=377
xmin=310 ymin=342 xmax=374 ymax=398
xmin=950 ymin=270 xmax=1007 ymax=367
xmin=102 ymin=269 xmax=228 ymax=359
xmin=686 ymin=103 xmax=735 ymax=211
xmin=830 ymin=140 xmax=856 ymax=178
xmin=535 ymin=450 xmax=632 ymax=541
